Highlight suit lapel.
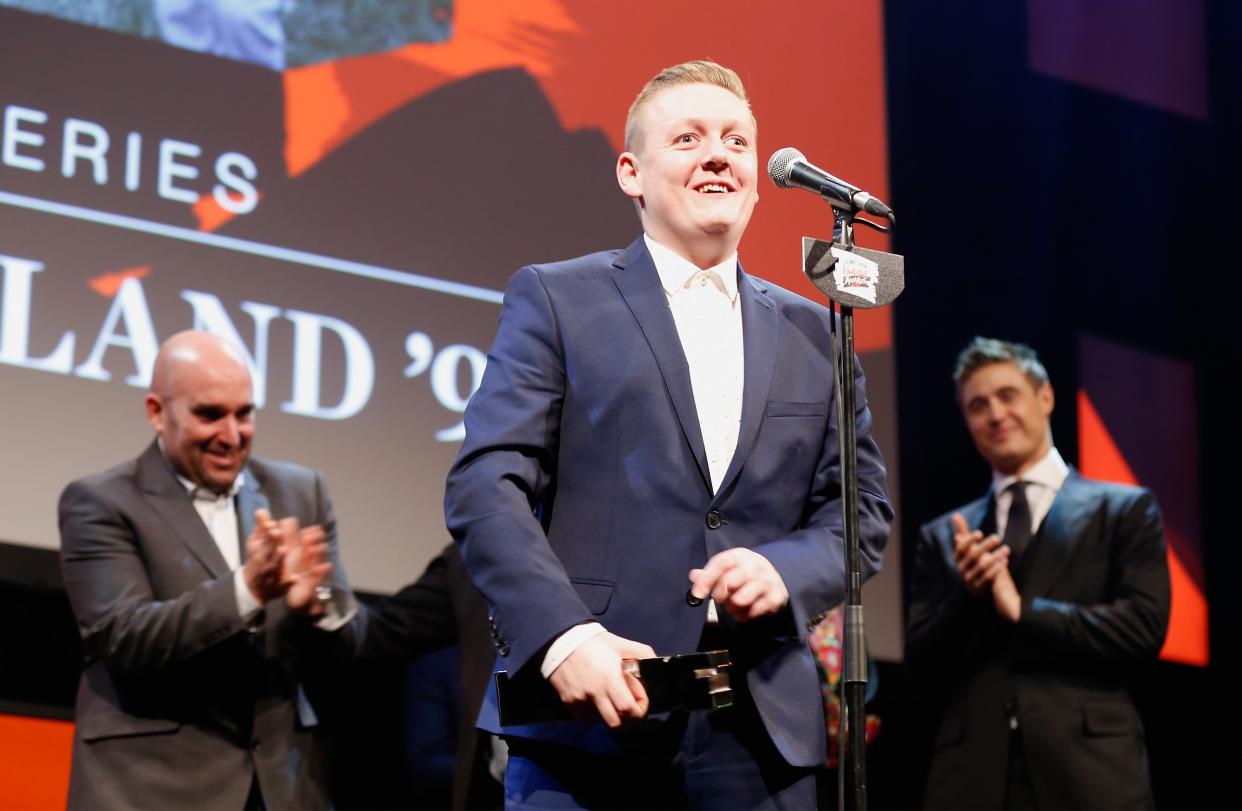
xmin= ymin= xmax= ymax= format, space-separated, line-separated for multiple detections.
xmin=136 ymin=441 xmax=230 ymax=578
xmin=235 ymin=467 xmax=270 ymax=557
xmin=714 ymin=269 xmax=777 ymax=498
xmin=611 ymin=239 xmax=711 ymax=491
xmin=1019 ymin=469 xmax=1092 ymax=594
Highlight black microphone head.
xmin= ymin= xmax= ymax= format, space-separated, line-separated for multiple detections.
xmin=767 ymin=147 xmax=805 ymax=189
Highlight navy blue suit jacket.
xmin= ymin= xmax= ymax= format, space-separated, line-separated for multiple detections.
xmin=444 ymin=237 xmax=892 ymax=767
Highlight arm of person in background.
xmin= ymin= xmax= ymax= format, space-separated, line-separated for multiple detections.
xmin=906 ymin=513 xmax=1006 ymax=667
xmin=1011 ymin=488 xmax=1170 ymax=664
xmin=357 ymin=544 xmax=460 ymax=661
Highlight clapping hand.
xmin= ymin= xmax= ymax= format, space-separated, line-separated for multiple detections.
xmin=243 ymin=509 xmax=333 ymax=614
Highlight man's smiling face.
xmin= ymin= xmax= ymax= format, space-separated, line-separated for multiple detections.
xmin=959 ymin=360 xmax=1054 ymax=476
xmin=146 ymin=334 xmax=255 ymax=494
xmin=617 ymin=82 xmax=758 ymax=268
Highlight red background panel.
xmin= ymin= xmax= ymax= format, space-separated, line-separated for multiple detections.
xmin=0 ymin=714 xmax=72 ymax=811
xmin=1078 ymin=390 xmax=1208 ymax=666
xmin=282 ymin=0 xmax=893 ymax=349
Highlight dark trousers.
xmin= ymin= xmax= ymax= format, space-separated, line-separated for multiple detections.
xmin=1004 ymin=726 xmax=1037 ymax=810
xmin=502 ymin=651 xmax=815 ymax=810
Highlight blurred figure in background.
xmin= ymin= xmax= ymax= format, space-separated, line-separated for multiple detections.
xmin=907 ymin=336 xmax=1169 ymax=809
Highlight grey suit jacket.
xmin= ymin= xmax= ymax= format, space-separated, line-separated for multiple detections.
xmin=908 ymin=470 xmax=1170 ymax=809
xmin=59 ymin=441 xmax=362 ymax=810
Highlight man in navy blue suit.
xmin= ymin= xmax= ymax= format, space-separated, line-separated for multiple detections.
xmin=444 ymin=60 xmax=892 ymax=809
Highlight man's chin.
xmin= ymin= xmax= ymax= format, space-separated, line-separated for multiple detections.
xmin=985 ymin=453 xmax=1026 ymax=476
xmin=200 ymin=468 xmax=241 ymax=493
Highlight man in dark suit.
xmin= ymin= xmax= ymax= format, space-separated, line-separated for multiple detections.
xmin=444 ymin=60 xmax=892 ymax=808
xmin=907 ymin=336 xmax=1170 ymax=809
xmin=58 ymin=330 xmax=362 ymax=810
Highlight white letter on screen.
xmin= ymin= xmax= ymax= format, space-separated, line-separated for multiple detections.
xmin=2 ymin=105 xmax=47 ymax=172
xmin=157 ymin=138 xmax=201 ymax=204
xmin=0 ymin=254 xmax=74 ymax=373
xmin=430 ymin=344 xmax=487 ymax=441
xmin=62 ymin=118 xmax=110 ymax=184
xmin=75 ymin=277 xmax=159 ymax=386
xmin=181 ymin=291 xmax=280 ymax=408
xmin=282 ymin=309 xmax=375 ymax=420
xmin=213 ymin=152 xmax=259 ymax=214
xmin=125 ymin=132 xmax=142 ymax=191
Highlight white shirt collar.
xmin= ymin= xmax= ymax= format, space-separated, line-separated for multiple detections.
xmin=992 ymin=446 xmax=1070 ymax=495
xmin=644 ymin=234 xmax=739 ymax=301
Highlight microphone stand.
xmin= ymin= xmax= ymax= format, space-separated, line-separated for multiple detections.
xmin=831 ymin=211 xmax=867 ymax=811
xmin=801 ymin=206 xmax=904 ymax=811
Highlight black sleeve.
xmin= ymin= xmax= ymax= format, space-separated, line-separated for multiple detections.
xmin=357 ymin=544 xmax=460 ymax=660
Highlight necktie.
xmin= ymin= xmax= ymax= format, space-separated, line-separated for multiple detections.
xmin=1003 ymin=481 xmax=1032 ymax=566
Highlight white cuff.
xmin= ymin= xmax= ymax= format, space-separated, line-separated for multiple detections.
xmin=540 ymin=622 xmax=606 ymax=679
xmin=313 ymin=600 xmax=356 ymax=632
xmin=232 ymin=568 xmax=262 ymax=620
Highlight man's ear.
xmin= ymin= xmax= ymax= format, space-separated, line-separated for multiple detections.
xmin=1038 ymin=383 xmax=1055 ymax=417
xmin=616 ymin=152 xmax=642 ymax=199
xmin=145 ymin=393 xmax=165 ymax=432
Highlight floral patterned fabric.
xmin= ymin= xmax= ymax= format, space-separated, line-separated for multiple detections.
xmin=808 ymin=605 xmax=881 ymax=768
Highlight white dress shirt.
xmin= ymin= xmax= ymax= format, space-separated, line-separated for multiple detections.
xmin=992 ymin=446 xmax=1071 ymax=537
xmin=645 ymin=234 xmax=745 ymax=493
xmin=174 ymin=470 xmax=262 ymax=619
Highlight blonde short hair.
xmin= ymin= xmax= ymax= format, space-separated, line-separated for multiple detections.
xmin=624 ymin=60 xmax=753 ymax=151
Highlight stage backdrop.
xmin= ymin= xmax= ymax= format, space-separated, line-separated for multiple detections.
xmin=0 ymin=0 xmax=902 ymax=657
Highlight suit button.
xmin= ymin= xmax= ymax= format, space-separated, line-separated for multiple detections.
xmin=498 ymin=644 xmax=511 ymax=657
xmin=705 ymin=510 xmax=723 ymax=529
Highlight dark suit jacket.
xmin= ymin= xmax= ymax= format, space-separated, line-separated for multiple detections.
xmin=360 ymin=543 xmax=498 ymax=809
xmin=58 ymin=441 xmax=362 ymax=811
xmin=444 ymin=237 xmax=893 ymax=768
xmin=908 ymin=470 xmax=1170 ymax=809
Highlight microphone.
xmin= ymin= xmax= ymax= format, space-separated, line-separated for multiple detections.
xmin=767 ymin=147 xmax=893 ymax=220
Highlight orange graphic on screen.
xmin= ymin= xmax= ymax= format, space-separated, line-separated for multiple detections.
xmin=87 ymin=266 xmax=150 ymax=298
xmin=278 ymin=0 xmax=894 ymax=351
xmin=1078 ymin=389 xmax=1208 ymax=666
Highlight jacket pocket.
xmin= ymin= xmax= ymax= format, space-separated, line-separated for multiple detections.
xmin=765 ymin=401 xmax=827 ymax=418
xmin=79 ymin=713 xmax=180 ymax=743
xmin=570 ymin=578 xmax=614 ymax=615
